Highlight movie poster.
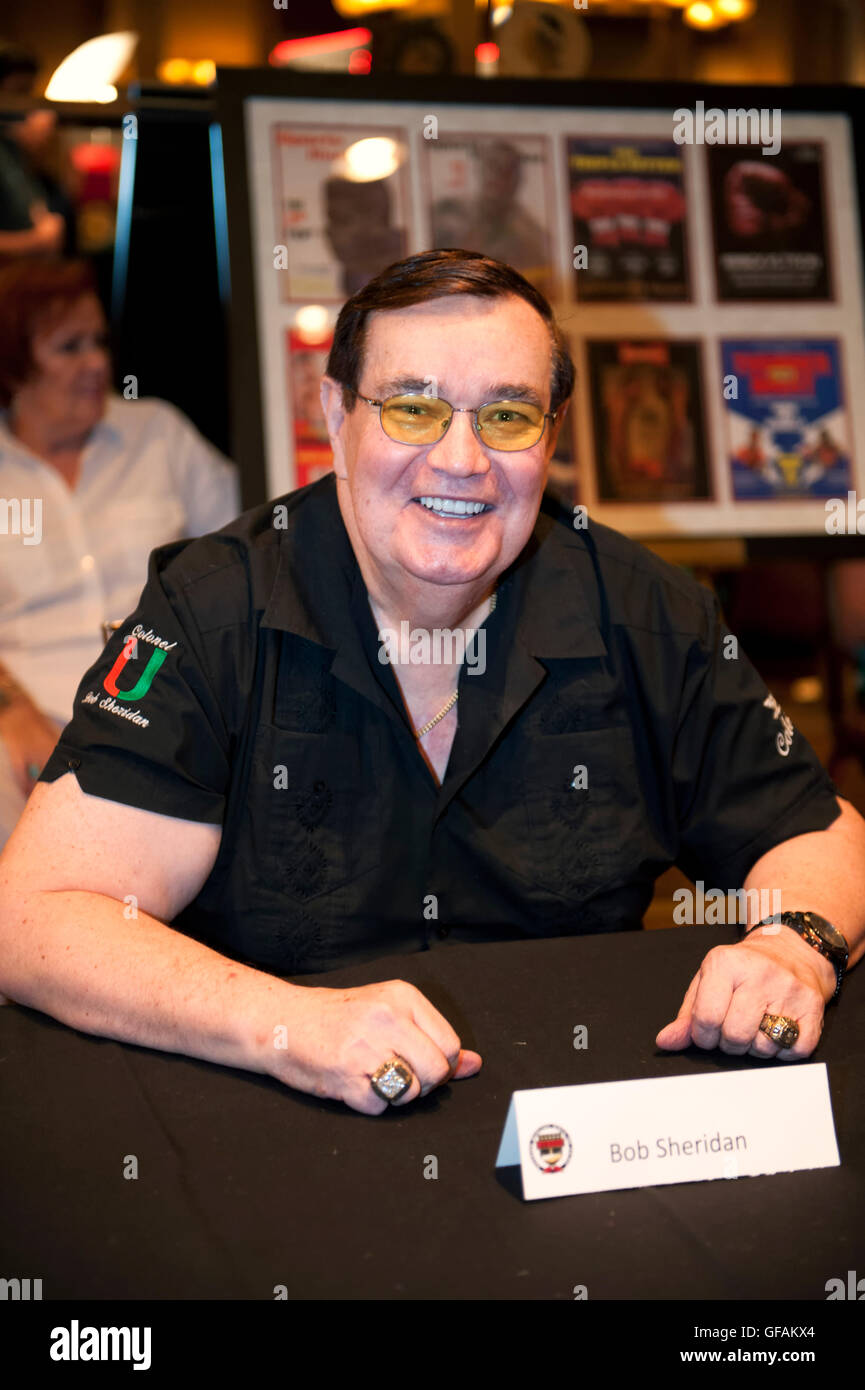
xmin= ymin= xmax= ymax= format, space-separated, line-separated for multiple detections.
xmin=287 ymin=327 xmax=334 ymax=487
xmin=423 ymin=132 xmax=556 ymax=299
xmin=707 ymin=142 xmax=832 ymax=301
xmin=567 ymin=138 xmax=690 ymax=301
xmin=721 ymin=339 xmax=851 ymax=499
xmin=587 ymin=341 xmax=710 ymax=503
xmin=271 ymin=123 xmax=411 ymax=301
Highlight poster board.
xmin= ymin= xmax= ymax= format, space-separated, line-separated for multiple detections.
xmin=217 ymin=71 xmax=865 ymax=541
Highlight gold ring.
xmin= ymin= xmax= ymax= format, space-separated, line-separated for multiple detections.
xmin=759 ymin=1013 xmax=800 ymax=1049
xmin=370 ymin=1056 xmax=415 ymax=1103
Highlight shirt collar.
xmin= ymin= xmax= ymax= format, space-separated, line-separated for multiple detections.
xmin=261 ymin=473 xmax=607 ymax=661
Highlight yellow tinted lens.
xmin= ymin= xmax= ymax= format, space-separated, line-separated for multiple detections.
xmin=380 ymin=395 xmax=450 ymax=443
xmin=477 ymin=400 xmax=545 ymax=449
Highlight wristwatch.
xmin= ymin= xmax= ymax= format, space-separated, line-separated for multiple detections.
xmin=743 ymin=911 xmax=849 ymax=1001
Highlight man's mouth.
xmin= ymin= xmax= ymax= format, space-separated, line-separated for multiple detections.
xmin=413 ymin=495 xmax=493 ymax=517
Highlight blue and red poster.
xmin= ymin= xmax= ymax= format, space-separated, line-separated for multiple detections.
xmin=722 ymin=339 xmax=852 ymax=499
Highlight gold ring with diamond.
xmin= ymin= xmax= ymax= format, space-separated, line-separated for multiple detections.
xmin=370 ymin=1056 xmax=415 ymax=1103
xmin=758 ymin=1013 xmax=800 ymax=1049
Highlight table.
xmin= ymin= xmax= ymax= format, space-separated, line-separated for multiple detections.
xmin=1 ymin=925 xmax=862 ymax=1300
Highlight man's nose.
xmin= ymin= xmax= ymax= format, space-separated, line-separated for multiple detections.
xmin=425 ymin=409 xmax=491 ymax=476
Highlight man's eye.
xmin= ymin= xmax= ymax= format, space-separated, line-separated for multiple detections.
xmin=395 ymin=403 xmax=429 ymax=417
xmin=490 ymin=408 xmax=527 ymax=423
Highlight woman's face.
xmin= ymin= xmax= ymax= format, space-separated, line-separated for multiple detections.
xmin=13 ymin=293 xmax=111 ymax=437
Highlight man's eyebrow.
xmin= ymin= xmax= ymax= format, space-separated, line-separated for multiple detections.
xmin=368 ymin=377 xmax=547 ymax=407
xmin=369 ymin=376 xmax=430 ymax=398
xmin=479 ymin=383 xmax=546 ymax=408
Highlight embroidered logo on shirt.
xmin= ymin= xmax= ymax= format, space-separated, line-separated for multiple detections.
xmin=79 ymin=625 xmax=177 ymax=728
xmin=102 ymin=626 xmax=175 ymax=702
xmin=763 ymin=691 xmax=794 ymax=757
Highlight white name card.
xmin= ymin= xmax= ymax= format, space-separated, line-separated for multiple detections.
xmin=495 ymin=1064 xmax=839 ymax=1200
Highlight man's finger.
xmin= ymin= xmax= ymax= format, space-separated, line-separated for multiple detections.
xmin=402 ymin=984 xmax=468 ymax=1072
xmin=746 ymin=992 xmax=824 ymax=1061
xmin=717 ymin=986 xmax=773 ymax=1055
xmin=655 ymin=969 xmax=700 ymax=1049
xmin=452 ymin=1048 xmax=482 ymax=1079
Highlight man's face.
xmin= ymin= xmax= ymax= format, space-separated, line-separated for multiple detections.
xmin=321 ymin=293 xmax=565 ymax=600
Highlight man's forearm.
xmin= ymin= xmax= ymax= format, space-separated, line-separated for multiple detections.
xmin=742 ymin=796 xmax=865 ymax=971
xmin=0 ymin=889 xmax=300 ymax=1074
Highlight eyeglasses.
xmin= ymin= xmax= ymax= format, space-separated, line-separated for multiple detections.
xmin=355 ymin=391 xmax=556 ymax=452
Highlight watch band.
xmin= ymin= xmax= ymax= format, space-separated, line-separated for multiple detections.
xmin=743 ymin=911 xmax=848 ymax=1001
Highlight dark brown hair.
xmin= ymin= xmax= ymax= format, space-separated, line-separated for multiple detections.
xmin=326 ymin=248 xmax=575 ymax=415
xmin=0 ymin=258 xmax=99 ymax=407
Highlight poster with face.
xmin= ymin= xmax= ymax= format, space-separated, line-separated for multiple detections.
xmin=567 ymin=137 xmax=691 ymax=301
xmin=722 ymin=339 xmax=851 ymax=499
xmin=587 ymin=340 xmax=710 ymax=503
xmin=707 ymin=142 xmax=832 ymax=301
xmin=423 ymin=132 xmax=556 ymax=299
xmin=287 ymin=327 xmax=334 ymax=487
xmin=271 ymin=124 xmax=411 ymax=301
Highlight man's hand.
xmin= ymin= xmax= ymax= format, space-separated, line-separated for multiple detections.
xmin=261 ymin=979 xmax=483 ymax=1114
xmin=655 ymin=926 xmax=837 ymax=1060
xmin=0 ymin=698 xmax=61 ymax=797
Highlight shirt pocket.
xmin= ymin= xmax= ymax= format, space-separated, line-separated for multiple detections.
xmin=250 ymin=722 xmax=385 ymax=903
xmin=520 ymin=727 xmax=641 ymax=898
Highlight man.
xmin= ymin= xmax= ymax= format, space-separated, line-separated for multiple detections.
xmin=0 ymin=43 xmax=67 ymax=261
xmin=0 ymin=249 xmax=862 ymax=1117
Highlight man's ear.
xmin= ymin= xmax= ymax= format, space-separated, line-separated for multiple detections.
xmin=547 ymin=397 xmax=570 ymax=455
xmin=320 ymin=374 xmax=350 ymax=479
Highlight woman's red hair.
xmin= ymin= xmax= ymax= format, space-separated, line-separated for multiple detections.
xmin=0 ymin=258 xmax=99 ymax=407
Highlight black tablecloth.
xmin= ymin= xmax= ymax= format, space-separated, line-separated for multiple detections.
xmin=1 ymin=925 xmax=862 ymax=1300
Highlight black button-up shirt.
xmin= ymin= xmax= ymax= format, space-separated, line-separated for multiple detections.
xmin=39 ymin=475 xmax=840 ymax=974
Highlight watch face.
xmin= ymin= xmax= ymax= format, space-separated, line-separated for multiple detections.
xmin=806 ymin=914 xmax=848 ymax=957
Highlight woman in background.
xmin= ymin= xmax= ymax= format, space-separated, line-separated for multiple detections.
xmin=0 ymin=257 xmax=241 ymax=845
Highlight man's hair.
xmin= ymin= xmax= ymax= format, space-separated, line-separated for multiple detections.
xmin=326 ymin=248 xmax=575 ymax=415
xmin=0 ymin=259 xmax=99 ymax=407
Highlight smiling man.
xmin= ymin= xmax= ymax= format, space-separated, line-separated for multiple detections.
xmin=0 ymin=248 xmax=864 ymax=1116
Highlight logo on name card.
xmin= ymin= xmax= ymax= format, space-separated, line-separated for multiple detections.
xmin=530 ymin=1124 xmax=572 ymax=1173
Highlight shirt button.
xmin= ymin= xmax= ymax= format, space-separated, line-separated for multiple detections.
xmin=436 ymin=924 xmax=450 ymax=939
xmin=67 ymin=758 xmax=81 ymax=770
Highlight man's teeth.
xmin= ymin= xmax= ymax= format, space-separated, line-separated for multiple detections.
xmin=417 ymin=496 xmax=487 ymax=515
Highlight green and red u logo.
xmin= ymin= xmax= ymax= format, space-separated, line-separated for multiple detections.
xmin=104 ymin=635 xmax=167 ymax=702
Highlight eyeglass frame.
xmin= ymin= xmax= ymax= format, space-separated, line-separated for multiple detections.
xmin=353 ymin=390 xmax=558 ymax=451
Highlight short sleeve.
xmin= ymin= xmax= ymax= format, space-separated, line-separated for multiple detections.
xmin=38 ymin=544 xmax=231 ymax=824
xmin=673 ymin=588 xmax=840 ymax=886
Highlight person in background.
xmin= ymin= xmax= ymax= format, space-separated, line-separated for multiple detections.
xmin=0 ymin=257 xmax=240 ymax=846
xmin=0 ymin=41 xmax=68 ymax=262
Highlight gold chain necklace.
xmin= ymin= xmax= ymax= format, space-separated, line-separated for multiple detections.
xmin=414 ymin=587 xmax=497 ymax=740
